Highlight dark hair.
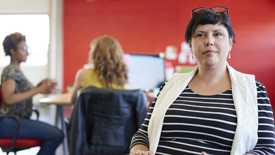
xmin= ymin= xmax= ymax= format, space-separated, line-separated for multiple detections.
xmin=185 ymin=8 xmax=235 ymax=43
xmin=2 ymin=32 xmax=26 ymax=56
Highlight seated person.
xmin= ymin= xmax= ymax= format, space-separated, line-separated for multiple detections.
xmin=71 ymin=35 xmax=128 ymax=103
xmin=69 ymin=35 xmax=147 ymax=155
xmin=0 ymin=32 xmax=64 ymax=155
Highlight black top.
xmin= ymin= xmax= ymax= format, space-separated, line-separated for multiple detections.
xmin=69 ymin=86 xmax=148 ymax=155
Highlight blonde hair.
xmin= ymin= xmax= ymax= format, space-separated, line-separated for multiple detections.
xmin=88 ymin=35 xmax=128 ymax=88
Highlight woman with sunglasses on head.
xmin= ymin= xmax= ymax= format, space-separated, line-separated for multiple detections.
xmin=0 ymin=32 xmax=64 ymax=155
xmin=130 ymin=7 xmax=275 ymax=155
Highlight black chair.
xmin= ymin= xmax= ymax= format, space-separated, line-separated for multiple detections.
xmin=69 ymin=86 xmax=147 ymax=155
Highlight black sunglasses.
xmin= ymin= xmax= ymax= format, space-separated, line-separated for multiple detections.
xmin=192 ymin=6 xmax=229 ymax=16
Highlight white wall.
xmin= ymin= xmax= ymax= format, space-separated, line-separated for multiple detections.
xmin=0 ymin=0 xmax=63 ymax=90
xmin=49 ymin=0 xmax=64 ymax=90
xmin=0 ymin=0 xmax=63 ymax=115
xmin=0 ymin=0 xmax=48 ymax=14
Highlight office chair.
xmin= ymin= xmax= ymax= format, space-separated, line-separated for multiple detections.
xmin=69 ymin=86 xmax=148 ymax=155
xmin=0 ymin=86 xmax=41 ymax=155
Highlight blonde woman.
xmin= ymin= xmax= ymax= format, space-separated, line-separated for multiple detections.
xmin=69 ymin=35 xmax=147 ymax=155
xmin=71 ymin=35 xmax=128 ymax=103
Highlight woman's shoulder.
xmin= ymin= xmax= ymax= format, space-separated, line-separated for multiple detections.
xmin=76 ymin=68 xmax=96 ymax=78
xmin=75 ymin=68 xmax=98 ymax=87
xmin=255 ymin=80 xmax=271 ymax=103
xmin=1 ymin=64 xmax=20 ymax=80
xmin=255 ymin=80 xmax=267 ymax=91
xmin=2 ymin=64 xmax=18 ymax=73
xmin=255 ymin=80 xmax=273 ymax=111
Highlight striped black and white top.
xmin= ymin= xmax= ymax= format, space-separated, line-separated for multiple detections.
xmin=130 ymin=81 xmax=275 ymax=155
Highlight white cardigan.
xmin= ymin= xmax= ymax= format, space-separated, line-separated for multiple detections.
xmin=148 ymin=65 xmax=258 ymax=155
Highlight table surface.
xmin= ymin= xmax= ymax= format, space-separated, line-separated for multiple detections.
xmin=39 ymin=93 xmax=72 ymax=106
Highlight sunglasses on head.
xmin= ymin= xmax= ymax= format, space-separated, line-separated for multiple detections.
xmin=192 ymin=6 xmax=229 ymax=16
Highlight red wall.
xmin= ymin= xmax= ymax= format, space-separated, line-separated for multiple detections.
xmin=64 ymin=0 xmax=182 ymax=84
xmin=64 ymin=0 xmax=275 ymax=109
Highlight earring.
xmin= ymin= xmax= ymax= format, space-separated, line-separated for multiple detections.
xmin=228 ymin=53 xmax=231 ymax=59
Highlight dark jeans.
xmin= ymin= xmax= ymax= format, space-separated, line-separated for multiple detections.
xmin=0 ymin=117 xmax=64 ymax=155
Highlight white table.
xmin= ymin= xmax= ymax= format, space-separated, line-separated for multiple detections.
xmin=39 ymin=93 xmax=72 ymax=155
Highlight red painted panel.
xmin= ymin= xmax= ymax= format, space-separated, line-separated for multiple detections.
xmin=64 ymin=0 xmax=275 ymax=108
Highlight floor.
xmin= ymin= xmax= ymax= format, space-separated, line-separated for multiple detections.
xmin=0 ymin=146 xmax=63 ymax=155
xmin=0 ymin=147 xmax=39 ymax=155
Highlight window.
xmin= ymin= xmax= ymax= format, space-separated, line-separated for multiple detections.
xmin=0 ymin=14 xmax=49 ymax=66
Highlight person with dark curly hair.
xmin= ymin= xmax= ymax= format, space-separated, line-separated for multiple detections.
xmin=130 ymin=7 xmax=275 ymax=155
xmin=0 ymin=32 xmax=64 ymax=155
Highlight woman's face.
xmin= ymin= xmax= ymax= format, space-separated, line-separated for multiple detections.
xmin=190 ymin=24 xmax=233 ymax=68
xmin=13 ymin=41 xmax=29 ymax=63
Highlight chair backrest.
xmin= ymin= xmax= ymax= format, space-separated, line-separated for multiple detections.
xmin=0 ymin=85 xmax=3 ymax=106
xmin=69 ymin=86 xmax=147 ymax=155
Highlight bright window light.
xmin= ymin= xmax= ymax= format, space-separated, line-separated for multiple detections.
xmin=0 ymin=14 xmax=49 ymax=66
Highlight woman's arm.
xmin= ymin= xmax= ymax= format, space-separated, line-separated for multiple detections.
xmin=248 ymin=82 xmax=275 ymax=155
xmin=71 ymin=69 xmax=84 ymax=104
xmin=1 ymin=79 xmax=54 ymax=104
xmin=130 ymin=83 xmax=166 ymax=154
xmin=130 ymin=93 xmax=157 ymax=154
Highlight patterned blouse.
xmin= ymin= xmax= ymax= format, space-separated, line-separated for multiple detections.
xmin=0 ymin=64 xmax=33 ymax=118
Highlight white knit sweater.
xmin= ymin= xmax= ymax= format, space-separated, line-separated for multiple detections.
xmin=148 ymin=65 xmax=258 ymax=155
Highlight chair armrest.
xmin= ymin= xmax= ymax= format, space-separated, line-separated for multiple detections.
xmin=31 ymin=109 xmax=40 ymax=120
